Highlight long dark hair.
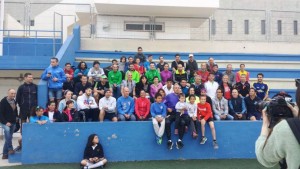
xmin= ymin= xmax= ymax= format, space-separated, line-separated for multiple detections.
xmin=77 ymin=61 xmax=87 ymax=70
xmin=86 ymin=134 xmax=98 ymax=147
xmin=63 ymin=100 xmax=74 ymax=111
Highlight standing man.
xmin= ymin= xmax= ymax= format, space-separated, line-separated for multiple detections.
xmin=16 ymin=73 xmax=37 ymax=123
xmin=185 ymin=54 xmax=198 ymax=80
xmin=253 ymin=73 xmax=269 ymax=101
xmin=156 ymin=56 xmax=167 ymax=72
xmin=41 ymin=57 xmax=66 ymax=104
xmin=223 ymin=64 xmax=236 ymax=86
xmin=145 ymin=62 xmax=161 ymax=84
xmin=173 ymin=64 xmax=187 ymax=83
xmin=236 ymin=64 xmax=250 ymax=83
xmin=0 ymin=89 xmax=18 ymax=159
xmin=171 ymin=54 xmax=184 ymax=73
xmin=134 ymin=47 xmax=146 ymax=64
xmin=144 ymin=55 xmax=156 ymax=71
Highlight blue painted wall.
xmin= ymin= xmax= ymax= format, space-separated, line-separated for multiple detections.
xmin=22 ymin=121 xmax=261 ymax=164
xmin=3 ymin=38 xmax=61 ymax=56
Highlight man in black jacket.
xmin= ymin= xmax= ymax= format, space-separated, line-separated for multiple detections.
xmin=186 ymin=54 xmax=198 ymax=79
xmin=16 ymin=73 xmax=37 ymax=123
xmin=0 ymin=89 xmax=18 ymax=159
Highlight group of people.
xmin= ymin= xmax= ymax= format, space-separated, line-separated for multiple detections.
xmin=0 ymin=47 xmax=272 ymax=161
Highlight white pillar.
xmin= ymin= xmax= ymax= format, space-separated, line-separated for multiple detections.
xmin=0 ymin=0 xmax=4 ymax=56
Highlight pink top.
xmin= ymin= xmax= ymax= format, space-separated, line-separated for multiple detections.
xmin=150 ymin=83 xmax=163 ymax=98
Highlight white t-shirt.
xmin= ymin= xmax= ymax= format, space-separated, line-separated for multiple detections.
xmin=48 ymin=111 xmax=54 ymax=123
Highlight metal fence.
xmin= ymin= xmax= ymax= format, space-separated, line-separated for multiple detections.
xmin=3 ymin=2 xmax=93 ymax=39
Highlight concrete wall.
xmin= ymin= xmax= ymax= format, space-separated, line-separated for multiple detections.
xmin=81 ymin=38 xmax=300 ymax=54
xmin=22 ymin=121 xmax=261 ymax=164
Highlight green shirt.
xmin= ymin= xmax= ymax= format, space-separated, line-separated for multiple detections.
xmin=125 ymin=70 xmax=140 ymax=83
xmin=145 ymin=69 xmax=161 ymax=84
xmin=108 ymin=70 xmax=122 ymax=86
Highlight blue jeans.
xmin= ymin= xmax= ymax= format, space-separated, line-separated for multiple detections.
xmin=117 ymin=114 xmax=136 ymax=121
xmin=1 ymin=123 xmax=16 ymax=155
xmin=48 ymin=88 xmax=63 ymax=100
xmin=112 ymin=85 xmax=121 ymax=99
xmin=214 ymin=114 xmax=234 ymax=121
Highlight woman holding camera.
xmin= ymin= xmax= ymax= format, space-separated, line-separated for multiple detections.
xmin=255 ymin=86 xmax=300 ymax=169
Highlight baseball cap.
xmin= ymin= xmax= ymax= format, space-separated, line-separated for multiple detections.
xmin=189 ymin=54 xmax=194 ymax=57
xmin=101 ymin=75 xmax=107 ymax=79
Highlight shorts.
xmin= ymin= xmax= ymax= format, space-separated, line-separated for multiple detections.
xmin=49 ymin=88 xmax=63 ymax=100
xmin=104 ymin=112 xmax=117 ymax=121
xmin=199 ymin=117 xmax=214 ymax=123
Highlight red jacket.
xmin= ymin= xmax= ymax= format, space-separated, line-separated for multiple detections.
xmin=135 ymin=97 xmax=150 ymax=119
xmin=197 ymin=70 xmax=209 ymax=84
xmin=197 ymin=102 xmax=213 ymax=121
xmin=64 ymin=68 xmax=74 ymax=80
xmin=134 ymin=64 xmax=145 ymax=75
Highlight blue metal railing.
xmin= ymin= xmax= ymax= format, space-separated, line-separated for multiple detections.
xmin=0 ymin=29 xmax=63 ymax=57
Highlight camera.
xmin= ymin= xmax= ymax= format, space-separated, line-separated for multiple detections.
xmin=255 ymin=95 xmax=294 ymax=128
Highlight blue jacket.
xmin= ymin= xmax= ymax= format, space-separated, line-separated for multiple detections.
xmin=151 ymin=102 xmax=166 ymax=117
xmin=41 ymin=65 xmax=66 ymax=89
xmin=30 ymin=115 xmax=50 ymax=123
xmin=117 ymin=96 xmax=135 ymax=115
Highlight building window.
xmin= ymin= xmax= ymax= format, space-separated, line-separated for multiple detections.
xmin=261 ymin=20 xmax=266 ymax=35
xmin=294 ymin=20 xmax=298 ymax=35
xmin=30 ymin=20 xmax=35 ymax=26
xmin=244 ymin=20 xmax=249 ymax=34
xmin=278 ymin=20 xmax=282 ymax=35
xmin=125 ymin=23 xmax=144 ymax=31
xmin=124 ymin=22 xmax=164 ymax=32
xmin=211 ymin=19 xmax=216 ymax=35
xmin=228 ymin=20 xmax=232 ymax=34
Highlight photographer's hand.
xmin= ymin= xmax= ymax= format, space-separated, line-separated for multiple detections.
xmin=287 ymin=102 xmax=298 ymax=118
xmin=260 ymin=109 xmax=270 ymax=137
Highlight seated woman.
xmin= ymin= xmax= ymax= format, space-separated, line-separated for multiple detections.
xmin=135 ymin=90 xmax=150 ymax=121
xmin=58 ymin=90 xmax=77 ymax=113
xmin=81 ymin=134 xmax=107 ymax=169
xmin=74 ymin=61 xmax=89 ymax=84
xmin=30 ymin=106 xmax=50 ymax=125
xmin=157 ymin=89 xmax=166 ymax=103
xmin=62 ymin=100 xmax=80 ymax=122
xmin=44 ymin=101 xmax=62 ymax=123
xmin=186 ymin=87 xmax=200 ymax=104
xmin=150 ymin=76 xmax=163 ymax=99
xmin=135 ymin=75 xmax=150 ymax=98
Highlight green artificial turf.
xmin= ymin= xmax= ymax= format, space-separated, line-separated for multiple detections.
xmin=0 ymin=159 xmax=278 ymax=169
